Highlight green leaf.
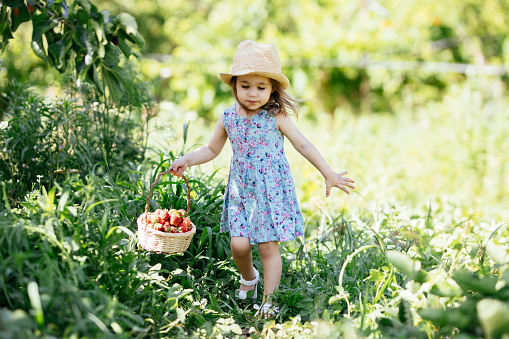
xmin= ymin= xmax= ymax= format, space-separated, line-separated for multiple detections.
xmin=115 ymin=226 xmax=136 ymax=238
xmin=366 ymin=268 xmax=386 ymax=282
xmin=37 ymin=186 xmax=56 ymax=212
xmin=73 ymin=25 xmax=92 ymax=55
xmin=86 ymin=62 xmax=104 ymax=94
xmin=124 ymin=29 xmax=145 ymax=49
xmin=386 ymin=250 xmax=421 ymax=279
xmin=103 ymin=44 xmax=120 ymax=67
xmin=452 ymin=271 xmax=498 ymax=296
xmin=99 ymin=9 xmax=112 ymax=23
xmin=90 ymin=18 xmax=105 ymax=44
xmin=486 ymin=239 xmax=509 ymax=265
xmin=4 ymin=0 xmax=25 ymax=7
xmin=101 ymin=65 xmax=124 ymax=104
xmin=329 ymin=292 xmax=349 ymax=305
xmin=229 ymin=324 xmax=242 ymax=335
xmin=10 ymin=4 xmax=31 ymax=32
xmin=102 ymin=65 xmax=141 ymax=106
xmin=398 ymin=300 xmax=413 ymax=325
xmin=31 ymin=14 xmax=58 ymax=63
xmin=76 ymin=9 xmax=89 ymax=25
xmin=117 ymin=13 xmax=138 ymax=35
xmin=27 ymin=281 xmax=45 ymax=327
xmin=430 ymin=278 xmax=463 ymax=297
xmin=183 ymin=121 xmax=190 ymax=145
xmin=117 ymin=12 xmax=145 ymax=48
xmin=417 ymin=308 xmax=449 ymax=327
xmin=48 ymin=40 xmax=67 ymax=71
xmin=417 ymin=308 xmax=446 ymax=325
xmin=29 ymin=43 xmax=44 ymax=63
xmin=78 ymin=0 xmax=92 ymax=12
xmin=32 ymin=14 xmax=58 ymax=42
xmin=1 ymin=9 xmax=14 ymax=54
xmin=176 ymin=307 xmax=186 ymax=323
xmin=117 ymin=31 xmax=132 ymax=58
xmin=477 ymin=299 xmax=509 ymax=339
xmin=57 ymin=190 xmax=70 ymax=212
xmin=0 ymin=309 xmax=35 ymax=332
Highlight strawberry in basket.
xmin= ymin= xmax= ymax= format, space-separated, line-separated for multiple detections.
xmin=144 ymin=208 xmax=193 ymax=233
xmin=138 ymin=171 xmax=196 ymax=255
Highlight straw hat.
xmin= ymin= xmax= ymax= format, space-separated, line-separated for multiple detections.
xmin=220 ymin=40 xmax=290 ymax=89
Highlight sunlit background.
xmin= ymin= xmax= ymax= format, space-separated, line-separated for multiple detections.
xmin=2 ymin=0 xmax=508 ymax=221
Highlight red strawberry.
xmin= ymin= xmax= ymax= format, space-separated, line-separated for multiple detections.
xmin=159 ymin=209 xmax=169 ymax=221
xmin=163 ymin=221 xmax=171 ymax=227
xmin=182 ymin=218 xmax=191 ymax=229
xmin=178 ymin=221 xmax=188 ymax=233
xmin=176 ymin=209 xmax=186 ymax=217
xmin=162 ymin=224 xmax=169 ymax=232
xmin=170 ymin=213 xmax=181 ymax=226
xmin=28 ymin=5 xmax=34 ymax=13
xmin=170 ymin=226 xmax=177 ymax=233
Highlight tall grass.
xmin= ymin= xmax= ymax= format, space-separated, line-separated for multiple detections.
xmin=141 ymin=76 xmax=509 ymax=337
xmin=2 ymin=77 xmax=508 ymax=338
xmin=158 ymin=76 xmax=508 ymax=222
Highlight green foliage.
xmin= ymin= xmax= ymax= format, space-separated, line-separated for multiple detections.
xmin=0 ymin=158 xmax=230 ymax=337
xmin=384 ymin=232 xmax=509 ymax=338
xmin=0 ymin=0 xmax=145 ymax=106
xmin=2 ymin=1 xmax=509 ymax=337
xmin=93 ymin=0 xmax=509 ymax=119
xmin=0 ymin=77 xmax=150 ymax=200
xmin=2 ymin=136 xmax=509 ymax=338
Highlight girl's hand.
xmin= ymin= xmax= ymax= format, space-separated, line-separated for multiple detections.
xmin=325 ymin=171 xmax=355 ymax=197
xmin=169 ymin=158 xmax=189 ymax=177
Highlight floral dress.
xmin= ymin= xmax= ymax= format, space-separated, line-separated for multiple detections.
xmin=220 ymin=105 xmax=305 ymax=245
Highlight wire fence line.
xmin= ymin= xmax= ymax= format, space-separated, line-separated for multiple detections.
xmin=145 ymin=53 xmax=508 ymax=76
xmin=298 ymin=58 xmax=508 ymax=76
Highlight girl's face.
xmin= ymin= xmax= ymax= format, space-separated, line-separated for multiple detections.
xmin=235 ymin=74 xmax=273 ymax=113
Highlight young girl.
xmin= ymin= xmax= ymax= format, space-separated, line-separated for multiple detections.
xmin=169 ymin=40 xmax=355 ymax=317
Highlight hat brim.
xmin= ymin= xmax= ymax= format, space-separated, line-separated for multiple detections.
xmin=220 ymin=71 xmax=290 ymax=89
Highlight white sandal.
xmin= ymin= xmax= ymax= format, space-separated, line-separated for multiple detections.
xmin=253 ymin=303 xmax=279 ymax=317
xmin=237 ymin=267 xmax=259 ymax=300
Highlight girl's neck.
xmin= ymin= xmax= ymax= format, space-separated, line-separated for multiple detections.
xmin=236 ymin=104 xmax=261 ymax=118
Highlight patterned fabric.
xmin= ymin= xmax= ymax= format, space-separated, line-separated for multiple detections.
xmin=220 ymin=105 xmax=304 ymax=244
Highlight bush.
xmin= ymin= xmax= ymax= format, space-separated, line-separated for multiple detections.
xmin=0 ymin=158 xmax=230 ymax=338
xmin=0 ymin=77 xmax=151 ymax=201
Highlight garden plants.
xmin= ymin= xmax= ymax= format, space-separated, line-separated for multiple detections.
xmin=1 ymin=0 xmax=509 ymax=338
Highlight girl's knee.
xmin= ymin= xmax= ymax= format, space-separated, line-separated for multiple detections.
xmin=258 ymin=241 xmax=280 ymax=258
xmin=231 ymin=237 xmax=252 ymax=257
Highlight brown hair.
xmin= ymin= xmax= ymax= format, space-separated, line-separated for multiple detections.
xmin=230 ymin=76 xmax=302 ymax=118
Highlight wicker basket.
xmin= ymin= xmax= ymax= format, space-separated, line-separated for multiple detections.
xmin=137 ymin=170 xmax=196 ymax=254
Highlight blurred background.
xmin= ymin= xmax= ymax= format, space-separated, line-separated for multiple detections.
xmin=2 ymin=0 xmax=508 ymax=221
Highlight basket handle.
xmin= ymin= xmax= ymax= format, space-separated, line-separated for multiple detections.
xmin=144 ymin=169 xmax=191 ymax=221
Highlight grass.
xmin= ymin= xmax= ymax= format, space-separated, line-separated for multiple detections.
xmin=1 ymin=77 xmax=509 ymax=338
xmin=155 ymin=76 xmax=509 ymax=222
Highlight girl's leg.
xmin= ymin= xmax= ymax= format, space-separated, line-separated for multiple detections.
xmin=257 ymin=241 xmax=282 ymax=304
xmin=231 ymin=236 xmax=257 ymax=292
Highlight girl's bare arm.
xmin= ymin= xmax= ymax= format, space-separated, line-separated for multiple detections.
xmin=276 ymin=114 xmax=355 ymax=196
xmin=169 ymin=115 xmax=228 ymax=176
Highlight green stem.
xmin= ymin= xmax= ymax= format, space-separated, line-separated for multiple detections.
xmin=338 ymin=244 xmax=379 ymax=288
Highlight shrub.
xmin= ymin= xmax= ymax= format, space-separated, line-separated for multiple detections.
xmin=0 ymin=77 xmax=151 ymax=201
